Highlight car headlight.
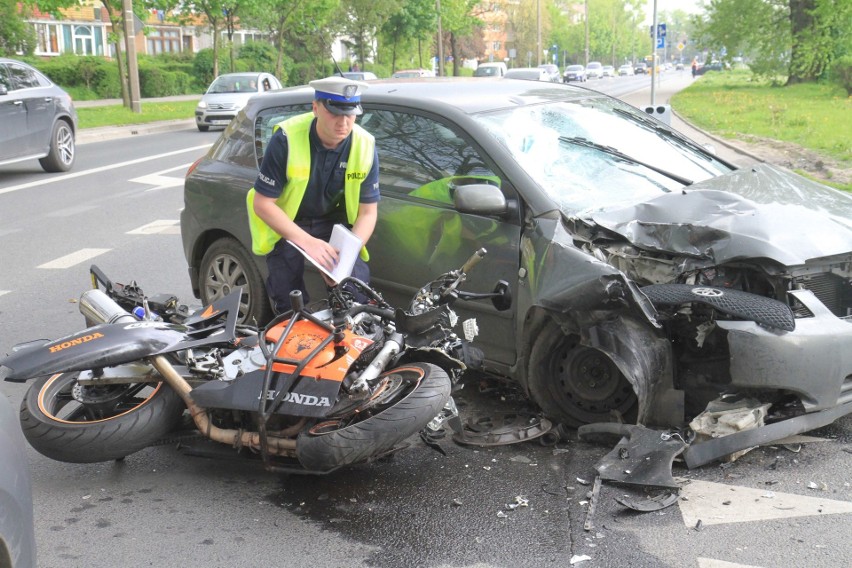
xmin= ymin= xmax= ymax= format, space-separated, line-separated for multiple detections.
xmin=197 ymin=101 xmax=208 ymax=109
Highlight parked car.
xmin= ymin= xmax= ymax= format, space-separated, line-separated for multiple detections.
xmin=601 ymin=65 xmax=615 ymax=77
xmin=537 ymin=64 xmax=562 ymax=82
xmin=342 ymin=71 xmax=378 ymax=81
xmin=0 ymin=57 xmax=77 ymax=172
xmin=563 ymin=64 xmax=587 ymax=82
xmin=675 ymin=62 xmax=685 ymax=70
xmin=473 ymin=62 xmax=508 ymax=77
xmin=0 ymin=394 xmax=37 ymax=568
xmin=181 ymin=78 xmax=852 ymax=436
xmin=617 ymin=64 xmax=635 ymax=76
xmin=195 ymin=72 xmax=282 ymax=131
xmin=391 ymin=69 xmax=435 ymax=78
xmin=634 ymin=62 xmax=648 ymax=74
xmin=505 ymin=67 xmax=551 ymax=81
xmin=695 ymin=61 xmax=724 ymax=76
xmin=585 ymin=61 xmax=604 ymax=79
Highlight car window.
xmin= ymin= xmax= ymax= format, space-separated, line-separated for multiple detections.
xmin=0 ymin=64 xmax=10 ymax=91
xmin=473 ymin=100 xmax=731 ymax=215
xmin=245 ymin=105 xmax=312 ymax=167
xmin=360 ymin=109 xmax=500 ymax=206
xmin=7 ymin=63 xmax=43 ymax=90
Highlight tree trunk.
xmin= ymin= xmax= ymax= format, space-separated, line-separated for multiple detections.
xmin=787 ymin=0 xmax=816 ymax=85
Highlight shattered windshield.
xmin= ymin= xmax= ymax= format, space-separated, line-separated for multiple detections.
xmin=472 ymin=98 xmax=733 ymax=216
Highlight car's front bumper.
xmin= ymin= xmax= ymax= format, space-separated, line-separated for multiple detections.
xmin=718 ymin=289 xmax=852 ymax=411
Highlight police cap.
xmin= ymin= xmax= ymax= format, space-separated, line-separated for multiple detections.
xmin=309 ymin=76 xmax=368 ymax=116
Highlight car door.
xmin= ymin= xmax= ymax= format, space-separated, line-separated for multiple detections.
xmin=359 ymin=108 xmax=522 ymax=366
xmin=7 ymin=62 xmax=54 ymax=154
xmin=0 ymin=63 xmax=29 ymax=161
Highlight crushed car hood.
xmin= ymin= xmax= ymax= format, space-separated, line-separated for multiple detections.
xmin=590 ymin=164 xmax=852 ymax=266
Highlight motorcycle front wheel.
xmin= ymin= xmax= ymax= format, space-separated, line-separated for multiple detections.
xmin=20 ymin=372 xmax=185 ymax=463
xmin=296 ymin=362 xmax=451 ymax=472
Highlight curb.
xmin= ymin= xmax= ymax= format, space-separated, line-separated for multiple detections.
xmin=670 ymin=109 xmax=767 ymax=165
xmin=77 ymin=119 xmax=196 ymax=145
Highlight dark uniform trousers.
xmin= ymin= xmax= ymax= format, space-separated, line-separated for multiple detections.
xmin=265 ymin=217 xmax=370 ymax=313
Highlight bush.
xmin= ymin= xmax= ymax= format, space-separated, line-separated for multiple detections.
xmin=831 ymin=55 xmax=852 ymax=96
xmin=138 ymin=64 xmax=191 ymax=97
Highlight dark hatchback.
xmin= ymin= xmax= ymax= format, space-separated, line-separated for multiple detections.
xmin=181 ymin=78 xmax=852 ymax=434
xmin=0 ymin=57 xmax=77 ymax=172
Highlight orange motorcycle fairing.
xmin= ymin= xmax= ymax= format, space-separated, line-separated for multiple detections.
xmin=264 ymin=319 xmax=374 ymax=382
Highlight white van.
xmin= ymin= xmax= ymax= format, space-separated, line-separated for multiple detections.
xmin=473 ymin=62 xmax=507 ymax=77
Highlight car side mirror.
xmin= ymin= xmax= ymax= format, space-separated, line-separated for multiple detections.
xmin=452 ymin=182 xmax=507 ymax=216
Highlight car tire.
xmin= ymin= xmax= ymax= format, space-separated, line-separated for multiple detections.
xmin=38 ymin=119 xmax=75 ymax=172
xmin=199 ymin=237 xmax=274 ymax=325
xmin=527 ymin=320 xmax=637 ymax=429
xmin=197 ymin=124 xmax=210 ymax=132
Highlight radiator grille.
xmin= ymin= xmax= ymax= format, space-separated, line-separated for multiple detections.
xmin=795 ymin=273 xmax=851 ymax=318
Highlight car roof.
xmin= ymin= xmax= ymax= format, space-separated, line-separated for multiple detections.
xmin=247 ymin=78 xmax=602 ymax=116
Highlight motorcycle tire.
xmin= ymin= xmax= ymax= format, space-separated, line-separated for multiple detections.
xmin=20 ymin=373 xmax=186 ymax=463
xmin=296 ymin=362 xmax=451 ymax=472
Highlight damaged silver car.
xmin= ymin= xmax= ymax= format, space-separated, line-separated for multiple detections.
xmin=181 ymin=79 xmax=852 ymax=464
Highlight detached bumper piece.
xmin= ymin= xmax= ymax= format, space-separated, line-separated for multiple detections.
xmin=578 ymin=423 xmax=687 ymax=489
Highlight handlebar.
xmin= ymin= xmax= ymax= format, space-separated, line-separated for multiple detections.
xmin=460 ymin=248 xmax=487 ymax=275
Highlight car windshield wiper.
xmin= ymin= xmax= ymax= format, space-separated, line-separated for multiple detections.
xmin=558 ymin=136 xmax=694 ymax=186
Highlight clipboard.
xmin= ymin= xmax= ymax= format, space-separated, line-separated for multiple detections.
xmin=287 ymin=224 xmax=363 ymax=283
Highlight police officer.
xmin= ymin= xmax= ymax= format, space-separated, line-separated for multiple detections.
xmin=247 ymin=76 xmax=380 ymax=312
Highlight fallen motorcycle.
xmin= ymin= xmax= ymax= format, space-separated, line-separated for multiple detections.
xmin=1 ymin=249 xmax=511 ymax=473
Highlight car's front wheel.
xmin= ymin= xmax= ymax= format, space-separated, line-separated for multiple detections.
xmin=527 ymin=320 xmax=637 ymax=428
xmin=39 ymin=119 xmax=75 ymax=172
xmin=199 ymin=237 xmax=274 ymax=325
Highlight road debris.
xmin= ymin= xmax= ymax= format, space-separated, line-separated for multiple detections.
xmin=570 ymin=554 xmax=591 ymax=565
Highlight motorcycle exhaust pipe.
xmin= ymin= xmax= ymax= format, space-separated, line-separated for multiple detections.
xmin=150 ymin=355 xmax=296 ymax=455
xmin=79 ymin=289 xmax=137 ymax=325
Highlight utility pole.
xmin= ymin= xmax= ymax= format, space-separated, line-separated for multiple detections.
xmin=122 ymin=0 xmax=141 ymax=113
xmin=650 ymin=0 xmax=657 ymax=106
xmin=436 ymin=0 xmax=444 ymax=77
xmin=584 ymin=0 xmax=589 ymax=66
xmin=536 ymin=0 xmax=541 ymax=66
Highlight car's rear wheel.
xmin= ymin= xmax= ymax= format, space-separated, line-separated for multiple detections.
xmin=39 ymin=119 xmax=75 ymax=172
xmin=528 ymin=320 xmax=637 ymax=428
xmin=199 ymin=237 xmax=273 ymax=325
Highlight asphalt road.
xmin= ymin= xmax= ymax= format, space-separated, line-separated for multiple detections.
xmin=1 ymin=76 xmax=850 ymax=568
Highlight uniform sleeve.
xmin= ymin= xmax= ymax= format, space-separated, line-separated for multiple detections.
xmin=254 ymin=129 xmax=288 ymax=199
xmin=359 ymin=146 xmax=381 ymax=204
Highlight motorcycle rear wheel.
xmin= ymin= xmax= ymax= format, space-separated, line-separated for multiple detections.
xmin=20 ymin=373 xmax=185 ymax=463
xmin=296 ymin=362 xmax=451 ymax=472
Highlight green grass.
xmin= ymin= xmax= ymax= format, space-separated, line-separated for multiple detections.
xmin=76 ymin=101 xmax=199 ymax=129
xmin=672 ymin=70 xmax=852 ymax=164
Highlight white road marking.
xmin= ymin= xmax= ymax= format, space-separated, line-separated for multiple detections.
xmin=38 ymin=248 xmax=110 ymax=269
xmin=0 ymin=290 xmax=10 ymax=298
xmin=127 ymin=220 xmax=180 ymax=235
xmin=129 ymin=163 xmax=194 ymax=191
xmin=0 ymin=145 xmax=210 ymax=196
xmin=679 ymin=480 xmax=852 ymax=527
xmin=697 ymin=558 xmax=764 ymax=568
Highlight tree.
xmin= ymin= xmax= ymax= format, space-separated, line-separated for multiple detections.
xmin=692 ymin=0 xmax=851 ymax=84
xmin=1 ymin=0 xmax=36 ymax=56
xmin=438 ymin=0 xmax=483 ymax=75
xmin=381 ymin=0 xmax=436 ymax=72
xmin=241 ymin=0 xmax=337 ymax=78
xmin=338 ymin=0 xmax=401 ymax=66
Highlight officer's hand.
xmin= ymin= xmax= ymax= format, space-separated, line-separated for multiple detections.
xmin=304 ymin=237 xmax=340 ymax=272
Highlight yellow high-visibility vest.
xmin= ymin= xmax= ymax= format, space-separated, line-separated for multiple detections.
xmin=246 ymin=112 xmax=375 ymax=259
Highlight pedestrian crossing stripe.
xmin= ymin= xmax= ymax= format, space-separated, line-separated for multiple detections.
xmin=127 ymin=220 xmax=180 ymax=235
xmin=679 ymin=480 xmax=852 ymax=527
